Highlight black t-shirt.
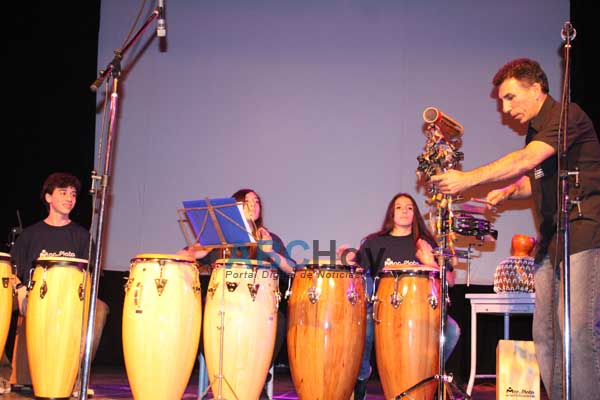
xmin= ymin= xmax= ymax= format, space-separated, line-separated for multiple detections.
xmin=526 ymin=95 xmax=600 ymax=263
xmin=10 ymin=220 xmax=91 ymax=281
xmin=356 ymin=234 xmax=425 ymax=277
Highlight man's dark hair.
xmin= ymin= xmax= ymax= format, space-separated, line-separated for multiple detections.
xmin=492 ymin=58 xmax=549 ymax=93
xmin=40 ymin=172 xmax=82 ymax=208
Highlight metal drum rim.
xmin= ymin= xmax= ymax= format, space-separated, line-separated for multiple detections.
xmin=297 ymin=263 xmax=357 ymax=271
xmin=214 ymin=258 xmax=273 ymax=268
xmin=131 ymin=253 xmax=197 ymax=263
xmin=36 ymin=256 xmax=89 ymax=269
xmin=378 ymin=269 xmax=440 ymax=278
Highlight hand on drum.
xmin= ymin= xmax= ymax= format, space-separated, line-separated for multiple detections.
xmin=178 ymin=243 xmax=210 ymax=259
xmin=416 ymin=239 xmax=437 ymax=268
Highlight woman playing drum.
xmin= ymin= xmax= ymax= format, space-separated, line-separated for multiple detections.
xmin=180 ymin=188 xmax=296 ymax=399
xmin=343 ymin=192 xmax=461 ymax=400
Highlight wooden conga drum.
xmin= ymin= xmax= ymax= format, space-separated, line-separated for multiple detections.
xmin=123 ymin=253 xmax=202 ymax=400
xmin=26 ymin=256 xmax=90 ymax=399
xmin=374 ymin=265 xmax=441 ymax=400
xmin=287 ymin=264 xmax=366 ymax=399
xmin=203 ymin=259 xmax=279 ymax=400
xmin=0 ymin=252 xmax=13 ymax=358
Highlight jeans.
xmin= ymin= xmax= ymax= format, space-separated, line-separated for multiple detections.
xmin=532 ymin=248 xmax=600 ymax=400
xmin=357 ymin=276 xmax=461 ymax=381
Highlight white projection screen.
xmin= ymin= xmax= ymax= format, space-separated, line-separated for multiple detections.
xmin=96 ymin=0 xmax=568 ymax=284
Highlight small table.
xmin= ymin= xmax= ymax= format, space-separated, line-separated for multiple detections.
xmin=465 ymin=293 xmax=535 ymax=395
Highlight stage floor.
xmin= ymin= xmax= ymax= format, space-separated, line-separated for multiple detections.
xmin=2 ymin=365 xmax=543 ymax=400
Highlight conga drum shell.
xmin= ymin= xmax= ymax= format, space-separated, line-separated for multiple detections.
xmin=374 ymin=270 xmax=440 ymax=400
xmin=26 ymin=256 xmax=90 ymax=399
xmin=0 ymin=252 xmax=13 ymax=358
xmin=287 ymin=264 xmax=366 ymax=399
xmin=203 ymin=259 xmax=278 ymax=400
xmin=123 ymin=253 xmax=202 ymax=400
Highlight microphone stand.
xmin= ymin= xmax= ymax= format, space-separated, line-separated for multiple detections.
xmin=78 ymin=8 xmax=160 ymax=400
xmin=557 ymin=21 xmax=576 ymax=400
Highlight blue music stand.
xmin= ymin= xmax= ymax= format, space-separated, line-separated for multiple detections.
xmin=179 ymin=197 xmax=255 ymax=250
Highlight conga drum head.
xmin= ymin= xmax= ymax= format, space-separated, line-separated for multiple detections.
xmin=36 ymin=256 xmax=88 ymax=269
xmin=214 ymin=258 xmax=273 ymax=268
xmin=131 ymin=252 xmax=196 ymax=263
xmin=381 ymin=263 xmax=440 ymax=281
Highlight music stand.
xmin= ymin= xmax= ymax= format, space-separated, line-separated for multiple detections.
xmin=178 ymin=197 xmax=256 ymax=253
xmin=178 ymin=197 xmax=256 ymax=399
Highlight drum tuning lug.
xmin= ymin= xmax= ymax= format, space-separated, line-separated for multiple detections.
xmin=307 ymin=287 xmax=320 ymax=304
xmin=1 ymin=277 xmax=8 ymax=288
xmin=248 ymin=283 xmax=260 ymax=301
xmin=207 ymin=285 xmax=217 ymax=299
xmin=275 ymin=290 xmax=281 ymax=307
xmin=428 ymin=294 xmax=438 ymax=309
xmin=284 ymin=288 xmax=292 ymax=300
xmin=124 ymin=277 xmax=133 ymax=291
xmin=346 ymin=289 xmax=358 ymax=305
xmin=390 ymin=292 xmax=403 ymax=308
xmin=79 ymin=283 xmax=85 ymax=301
xmin=27 ymin=280 xmax=35 ymax=291
xmin=154 ymin=278 xmax=168 ymax=296
xmin=39 ymin=280 xmax=48 ymax=299
xmin=226 ymin=282 xmax=238 ymax=292
xmin=134 ymin=282 xmax=143 ymax=309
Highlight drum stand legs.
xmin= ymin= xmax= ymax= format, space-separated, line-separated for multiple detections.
xmin=395 ymin=258 xmax=470 ymax=400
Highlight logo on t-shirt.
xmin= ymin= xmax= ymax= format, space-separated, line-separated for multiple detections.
xmin=384 ymin=258 xmax=420 ymax=268
xmin=533 ymin=167 xmax=544 ymax=180
xmin=39 ymin=249 xmax=77 ymax=258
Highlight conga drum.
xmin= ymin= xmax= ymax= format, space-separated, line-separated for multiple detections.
xmin=123 ymin=253 xmax=202 ymax=400
xmin=287 ymin=263 xmax=366 ymax=399
xmin=374 ymin=265 xmax=441 ymax=400
xmin=203 ymin=259 xmax=279 ymax=400
xmin=0 ymin=252 xmax=13 ymax=358
xmin=26 ymin=256 xmax=91 ymax=399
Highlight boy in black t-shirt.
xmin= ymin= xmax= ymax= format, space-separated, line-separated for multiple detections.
xmin=1 ymin=172 xmax=109 ymax=396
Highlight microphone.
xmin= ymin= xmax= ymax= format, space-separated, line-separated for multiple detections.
xmin=560 ymin=21 xmax=576 ymax=41
xmin=422 ymin=107 xmax=464 ymax=138
xmin=157 ymin=0 xmax=166 ymax=38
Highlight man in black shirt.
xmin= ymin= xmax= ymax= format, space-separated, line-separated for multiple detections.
xmin=431 ymin=58 xmax=600 ymax=400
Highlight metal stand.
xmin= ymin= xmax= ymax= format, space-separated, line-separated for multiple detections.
xmin=77 ymin=7 xmax=161 ymax=400
xmin=557 ymin=21 xmax=577 ymax=400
